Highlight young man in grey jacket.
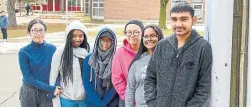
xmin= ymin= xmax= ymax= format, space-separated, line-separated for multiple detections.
xmin=144 ymin=1 xmax=212 ymax=107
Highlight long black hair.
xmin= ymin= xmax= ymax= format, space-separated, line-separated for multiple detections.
xmin=59 ymin=30 xmax=90 ymax=86
xmin=128 ymin=24 xmax=164 ymax=71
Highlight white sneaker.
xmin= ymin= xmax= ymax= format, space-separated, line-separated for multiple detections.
xmin=3 ymin=39 xmax=7 ymax=42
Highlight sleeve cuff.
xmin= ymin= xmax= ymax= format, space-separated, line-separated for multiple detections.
xmin=146 ymin=98 xmax=156 ymax=107
xmin=48 ymin=86 xmax=56 ymax=94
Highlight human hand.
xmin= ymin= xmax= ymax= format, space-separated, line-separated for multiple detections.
xmin=53 ymin=86 xmax=62 ymax=96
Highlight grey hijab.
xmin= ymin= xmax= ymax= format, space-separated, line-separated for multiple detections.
xmin=88 ymin=30 xmax=117 ymax=88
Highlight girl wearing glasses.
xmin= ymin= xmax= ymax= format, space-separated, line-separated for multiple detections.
xmin=125 ymin=25 xmax=164 ymax=107
xmin=18 ymin=19 xmax=61 ymax=107
xmin=49 ymin=21 xmax=90 ymax=107
xmin=111 ymin=20 xmax=144 ymax=107
xmin=83 ymin=27 xmax=119 ymax=107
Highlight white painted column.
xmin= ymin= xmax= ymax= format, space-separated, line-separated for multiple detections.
xmin=210 ymin=0 xmax=234 ymax=106
xmin=247 ymin=0 xmax=251 ymax=106
xmin=81 ymin=0 xmax=83 ymax=11
xmin=65 ymin=0 xmax=68 ymax=25
xmin=53 ymin=0 xmax=55 ymax=11
xmin=203 ymin=1 xmax=212 ymax=106
xmin=66 ymin=0 xmax=68 ymax=12
xmin=204 ymin=0 xmax=212 ymax=42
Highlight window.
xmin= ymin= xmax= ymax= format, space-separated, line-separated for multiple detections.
xmin=172 ymin=0 xmax=185 ymax=3
xmin=171 ymin=0 xmax=185 ymax=7
xmin=92 ymin=0 xmax=104 ymax=19
xmin=194 ymin=4 xmax=202 ymax=9
xmin=193 ymin=0 xmax=203 ymax=3
xmin=77 ymin=0 xmax=81 ymax=6
xmin=85 ymin=0 xmax=90 ymax=15
xmin=193 ymin=0 xmax=203 ymax=21
xmin=15 ymin=3 xmax=19 ymax=9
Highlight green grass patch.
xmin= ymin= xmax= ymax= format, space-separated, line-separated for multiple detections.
xmin=3 ymin=23 xmax=66 ymax=39
xmin=162 ymin=29 xmax=174 ymax=37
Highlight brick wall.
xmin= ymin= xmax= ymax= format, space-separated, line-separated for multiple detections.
xmin=104 ymin=0 xmax=205 ymax=23
xmin=104 ymin=0 xmax=168 ymax=20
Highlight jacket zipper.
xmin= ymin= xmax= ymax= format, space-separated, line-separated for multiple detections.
xmin=169 ymin=49 xmax=181 ymax=106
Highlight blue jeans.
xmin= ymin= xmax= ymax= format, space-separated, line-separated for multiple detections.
xmin=19 ymin=83 xmax=52 ymax=107
xmin=60 ymin=97 xmax=87 ymax=107
xmin=1 ymin=28 xmax=7 ymax=40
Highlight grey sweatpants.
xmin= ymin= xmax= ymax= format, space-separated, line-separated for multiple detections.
xmin=19 ymin=83 xmax=52 ymax=107
xmin=119 ymin=98 xmax=125 ymax=107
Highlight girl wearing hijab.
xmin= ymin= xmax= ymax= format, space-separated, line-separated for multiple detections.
xmin=83 ymin=27 xmax=119 ymax=107
xmin=49 ymin=21 xmax=90 ymax=107
xmin=125 ymin=25 xmax=164 ymax=107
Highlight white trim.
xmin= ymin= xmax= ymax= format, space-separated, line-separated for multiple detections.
xmin=92 ymin=15 xmax=104 ymax=20
xmin=210 ymin=0 xmax=234 ymax=106
xmin=84 ymin=0 xmax=90 ymax=15
xmin=81 ymin=0 xmax=83 ymax=11
xmin=66 ymin=0 xmax=68 ymax=12
xmin=53 ymin=0 xmax=55 ymax=11
xmin=247 ymin=0 xmax=251 ymax=106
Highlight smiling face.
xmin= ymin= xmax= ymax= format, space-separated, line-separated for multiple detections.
xmin=100 ymin=36 xmax=112 ymax=51
xmin=29 ymin=23 xmax=46 ymax=43
xmin=125 ymin=24 xmax=142 ymax=46
xmin=72 ymin=30 xmax=84 ymax=48
xmin=170 ymin=11 xmax=197 ymax=37
xmin=143 ymin=27 xmax=159 ymax=51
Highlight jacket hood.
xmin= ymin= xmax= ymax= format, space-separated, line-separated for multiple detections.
xmin=64 ymin=21 xmax=88 ymax=43
xmin=122 ymin=39 xmax=137 ymax=55
xmin=92 ymin=27 xmax=117 ymax=52
xmin=167 ymin=29 xmax=202 ymax=50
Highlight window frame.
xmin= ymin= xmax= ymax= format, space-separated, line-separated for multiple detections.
xmin=92 ymin=0 xmax=104 ymax=19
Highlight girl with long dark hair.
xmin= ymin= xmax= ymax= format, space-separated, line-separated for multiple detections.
xmin=49 ymin=21 xmax=90 ymax=107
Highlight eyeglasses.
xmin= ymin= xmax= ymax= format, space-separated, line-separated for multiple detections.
xmin=100 ymin=39 xmax=112 ymax=44
xmin=124 ymin=31 xmax=141 ymax=36
xmin=143 ymin=34 xmax=158 ymax=39
xmin=31 ymin=29 xmax=45 ymax=34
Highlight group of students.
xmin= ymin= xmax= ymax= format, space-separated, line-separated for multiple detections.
xmin=18 ymin=2 xmax=212 ymax=107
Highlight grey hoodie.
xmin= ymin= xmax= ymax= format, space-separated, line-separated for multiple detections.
xmin=49 ymin=21 xmax=89 ymax=107
xmin=125 ymin=52 xmax=151 ymax=107
xmin=144 ymin=30 xmax=212 ymax=107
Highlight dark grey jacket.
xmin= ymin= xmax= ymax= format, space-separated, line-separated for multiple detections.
xmin=144 ymin=30 xmax=212 ymax=107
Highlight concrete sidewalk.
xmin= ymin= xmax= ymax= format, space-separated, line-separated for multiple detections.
xmin=0 ymin=54 xmax=21 ymax=107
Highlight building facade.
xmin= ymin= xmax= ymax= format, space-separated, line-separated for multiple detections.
xmin=32 ymin=0 xmax=84 ymax=12
xmin=84 ymin=0 xmax=205 ymax=22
